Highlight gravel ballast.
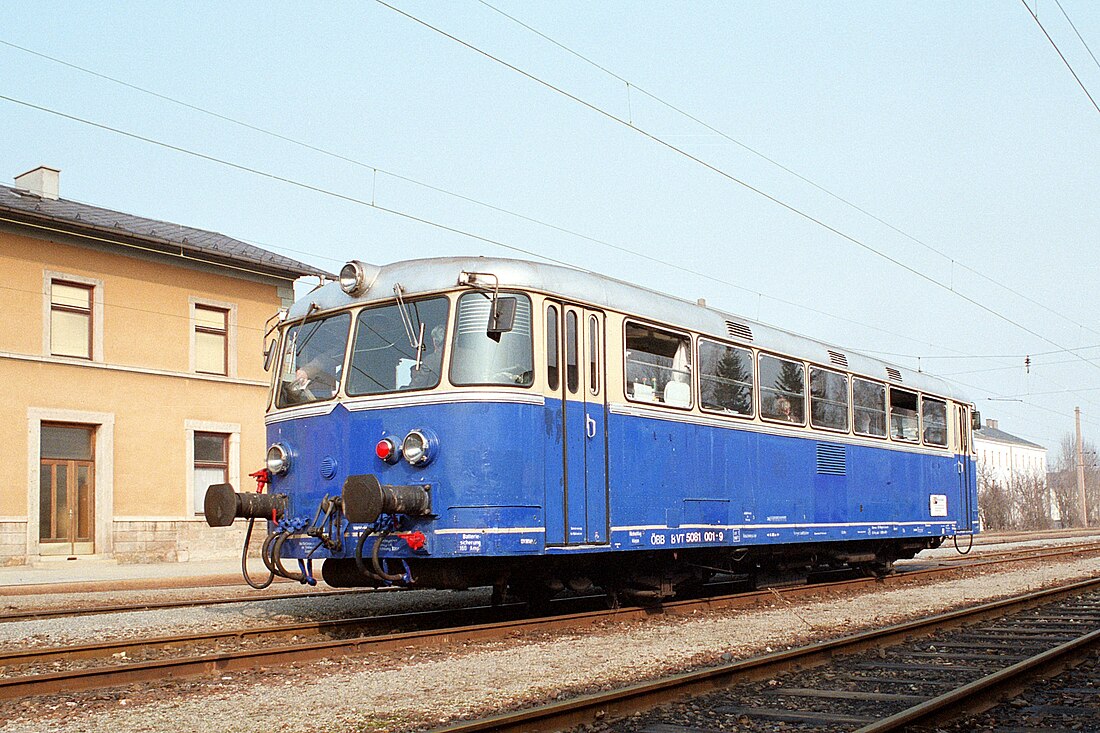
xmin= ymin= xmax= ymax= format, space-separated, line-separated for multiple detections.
xmin=1 ymin=554 xmax=1097 ymax=733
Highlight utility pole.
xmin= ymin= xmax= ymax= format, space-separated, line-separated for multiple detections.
xmin=1075 ymin=407 xmax=1088 ymax=527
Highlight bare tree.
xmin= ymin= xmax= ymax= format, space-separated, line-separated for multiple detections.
xmin=1048 ymin=434 xmax=1100 ymax=527
xmin=977 ymin=461 xmax=1012 ymax=531
xmin=1007 ymin=471 xmax=1051 ymax=530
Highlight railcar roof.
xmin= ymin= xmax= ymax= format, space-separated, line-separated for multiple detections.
xmin=289 ymin=256 xmax=968 ymax=402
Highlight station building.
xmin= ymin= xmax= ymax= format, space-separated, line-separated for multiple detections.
xmin=0 ymin=166 xmax=327 ymax=566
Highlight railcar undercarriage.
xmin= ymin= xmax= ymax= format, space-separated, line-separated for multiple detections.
xmin=320 ymin=536 xmax=946 ymax=604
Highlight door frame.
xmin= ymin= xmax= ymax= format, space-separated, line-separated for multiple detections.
xmin=552 ymin=301 xmax=610 ymax=546
xmin=26 ymin=408 xmax=114 ymax=559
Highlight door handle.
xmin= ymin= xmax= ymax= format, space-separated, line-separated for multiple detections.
xmin=957 ymin=462 xmax=963 ymax=474
xmin=586 ymin=414 xmax=597 ymax=439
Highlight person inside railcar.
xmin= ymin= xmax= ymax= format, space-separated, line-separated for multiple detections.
xmin=409 ymin=325 xmax=446 ymax=388
xmin=278 ymin=313 xmax=351 ymax=406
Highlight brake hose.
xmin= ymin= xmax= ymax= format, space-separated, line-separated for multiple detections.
xmin=354 ymin=527 xmax=385 ymax=581
xmin=241 ymin=518 xmax=275 ymax=590
xmin=371 ymin=528 xmax=408 ymax=582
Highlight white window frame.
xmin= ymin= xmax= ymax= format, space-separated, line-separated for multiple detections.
xmin=189 ymin=297 xmax=237 ymax=378
xmin=42 ymin=270 xmax=104 ymax=362
xmin=185 ymin=419 xmax=241 ymax=517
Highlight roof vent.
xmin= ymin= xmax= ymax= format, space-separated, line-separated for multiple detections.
xmin=885 ymin=366 xmax=903 ymax=382
xmin=725 ymin=321 xmax=753 ymax=342
xmin=827 ymin=350 xmax=848 ymax=368
xmin=14 ymin=166 xmax=60 ymax=200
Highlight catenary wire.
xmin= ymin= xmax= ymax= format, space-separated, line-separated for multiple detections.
xmin=475 ymin=0 xmax=1100 ymax=344
xmin=1053 ymin=0 xmax=1100 ymax=72
xmin=375 ymin=1 xmax=1100 ymax=378
xmin=1020 ymin=0 xmax=1100 ymax=115
xmin=0 ymin=38 xmax=980 ymax=356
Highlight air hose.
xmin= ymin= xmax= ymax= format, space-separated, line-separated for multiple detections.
xmin=241 ymin=518 xmax=275 ymax=590
xmin=371 ymin=528 xmax=409 ymax=582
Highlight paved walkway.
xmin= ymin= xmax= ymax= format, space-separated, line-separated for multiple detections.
xmin=0 ymin=556 xmax=267 ymax=593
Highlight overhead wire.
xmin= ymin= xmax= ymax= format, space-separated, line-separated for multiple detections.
xmin=1052 ymin=0 xmax=1100 ymax=72
xmin=5 ymin=21 xmax=1099 ymax=423
xmin=476 ymin=0 xmax=1100 ymax=344
xmin=1020 ymin=0 xmax=1100 ymax=115
xmin=374 ymin=1 xmax=1100 ymax=378
xmin=0 ymin=37 xmax=984 ymax=356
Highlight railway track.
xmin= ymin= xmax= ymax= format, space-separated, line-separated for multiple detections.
xmin=426 ymin=578 xmax=1100 ymax=733
xmin=4 ymin=538 xmax=1097 ymax=624
xmin=1 ymin=543 xmax=1097 ymax=703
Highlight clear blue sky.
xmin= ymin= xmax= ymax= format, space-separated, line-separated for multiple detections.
xmin=3 ymin=1 xmax=1098 ymax=457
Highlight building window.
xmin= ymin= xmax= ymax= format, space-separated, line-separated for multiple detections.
xmin=193 ymin=432 xmax=228 ymax=514
xmin=50 ymin=281 xmax=93 ymax=359
xmin=194 ymin=305 xmax=228 ymax=375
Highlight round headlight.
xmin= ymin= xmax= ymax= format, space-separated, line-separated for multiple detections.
xmin=266 ymin=443 xmax=290 ymax=475
xmin=402 ymin=429 xmax=434 ymax=466
xmin=339 ymin=261 xmax=365 ymax=295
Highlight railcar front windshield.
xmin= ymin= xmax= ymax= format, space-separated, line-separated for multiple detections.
xmin=346 ymin=297 xmax=450 ymax=395
xmin=450 ymin=292 xmax=534 ymax=386
xmin=276 ymin=313 xmax=351 ymax=408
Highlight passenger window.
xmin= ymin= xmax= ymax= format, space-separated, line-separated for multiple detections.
xmin=566 ymin=311 xmax=578 ymax=393
xmin=624 ymin=322 xmax=692 ymax=407
xmin=922 ymin=397 xmax=948 ymax=447
xmin=547 ymin=305 xmax=559 ymax=391
xmin=810 ymin=366 xmax=849 ymax=432
xmin=889 ymin=388 xmax=920 ymax=442
xmin=853 ymin=378 xmax=886 ymax=437
xmin=698 ymin=339 xmax=753 ymax=417
xmin=759 ymin=354 xmax=805 ymax=423
xmin=589 ymin=315 xmax=600 ymax=396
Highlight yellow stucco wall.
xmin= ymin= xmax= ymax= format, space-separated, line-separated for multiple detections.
xmin=0 ymin=226 xmax=287 ymax=528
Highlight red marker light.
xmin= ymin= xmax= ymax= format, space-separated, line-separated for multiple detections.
xmin=375 ymin=437 xmax=399 ymax=464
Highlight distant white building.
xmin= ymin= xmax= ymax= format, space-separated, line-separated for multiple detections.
xmin=973 ymin=419 xmax=1048 ymax=483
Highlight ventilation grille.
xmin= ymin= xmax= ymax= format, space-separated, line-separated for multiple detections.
xmin=816 ymin=443 xmax=846 ymax=475
xmin=320 ymin=455 xmax=338 ymax=480
xmin=885 ymin=367 xmax=903 ymax=382
xmin=827 ymin=350 xmax=848 ymax=368
xmin=725 ymin=321 xmax=753 ymax=342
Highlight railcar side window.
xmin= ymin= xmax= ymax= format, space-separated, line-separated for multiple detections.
xmin=589 ymin=315 xmax=600 ymax=396
xmin=624 ymin=322 xmax=692 ymax=408
xmin=810 ymin=366 xmax=849 ymax=432
xmin=450 ymin=293 xmax=534 ymax=387
xmin=759 ymin=354 xmax=805 ymax=423
xmin=889 ymin=387 xmax=920 ymax=442
xmin=566 ymin=311 xmax=579 ymax=393
xmin=698 ymin=339 xmax=753 ymax=417
xmin=276 ymin=313 xmax=351 ymax=407
xmin=853 ymin=378 xmax=886 ymax=437
xmin=922 ymin=397 xmax=948 ymax=447
xmin=546 ymin=305 xmax=560 ymax=391
xmin=346 ymin=297 xmax=450 ymax=396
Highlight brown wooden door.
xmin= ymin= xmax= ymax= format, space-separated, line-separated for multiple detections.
xmin=39 ymin=424 xmax=95 ymax=555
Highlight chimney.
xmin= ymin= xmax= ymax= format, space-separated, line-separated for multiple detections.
xmin=14 ymin=166 xmax=60 ymax=200
xmin=985 ymin=418 xmax=999 ymax=430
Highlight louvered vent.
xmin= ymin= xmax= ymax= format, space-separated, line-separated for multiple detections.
xmin=886 ymin=367 xmax=903 ymax=382
xmin=725 ymin=321 xmax=753 ymax=342
xmin=816 ymin=443 xmax=846 ymax=475
xmin=320 ymin=455 xmax=338 ymax=480
xmin=827 ymin=350 xmax=848 ymax=368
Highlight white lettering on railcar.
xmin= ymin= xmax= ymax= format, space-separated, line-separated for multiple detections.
xmin=457 ymin=533 xmax=482 ymax=553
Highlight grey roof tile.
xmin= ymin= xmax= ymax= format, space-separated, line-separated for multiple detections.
xmin=974 ymin=424 xmax=1046 ymax=450
xmin=0 ymin=183 xmax=330 ymax=280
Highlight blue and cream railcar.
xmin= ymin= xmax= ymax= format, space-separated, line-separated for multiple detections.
xmin=205 ymin=257 xmax=979 ymax=598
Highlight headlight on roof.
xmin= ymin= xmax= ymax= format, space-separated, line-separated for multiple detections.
xmin=339 ymin=260 xmax=381 ymax=296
